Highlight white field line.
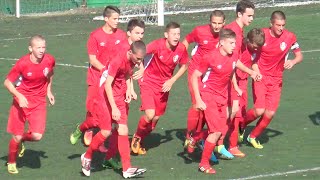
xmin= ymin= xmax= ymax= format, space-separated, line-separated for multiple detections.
xmin=229 ymin=167 xmax=320 ymax=180
xmin=0 ymin=57 xmax=87 ymax=68
xmin=0 ymin=49 xmax=319 ymax=69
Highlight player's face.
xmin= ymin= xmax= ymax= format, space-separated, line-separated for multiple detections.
xmin=165 ymin=28 xmax=180 ymax=47
xmin=270 ymin=19 xmax=286 ymax=37
xmin=29 ymin=39 xmax=46 ymax=60
xmin=130 ymin=50 xmax=145 ymax=65
xmin=105 ymin=12 xmax=120 ymax=29
xmin=247 ymin=42 xmax=260 ymax=51
xmin=239 ymin=8 xmax=254 ymax=26
xmin=221 ymin=38 xmax=236 ymax=55
xmin=128 ymin=26 xmax=145 ymax=42
xmin=210 ymin=16 xmax=225 ymax=33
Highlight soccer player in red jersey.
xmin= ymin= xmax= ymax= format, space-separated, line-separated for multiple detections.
xmin=243 ymin=10 xmax=303 ymax=149
xmin=70 ymin=5 xmax=127 ymax=146
xmin=131 ymin=22 xmax=189 ymax=155
xmin=100 ymin=18 xmax=146 ymax=169
xmin=191 ymin=29 xmax=258 ymax=174
xmin=81 ymin=41 xmax=147 ymax=178
xmin=4 ymin=35 xmax=55 ymax=174
xmin=182 ymin=10 xmax=225 ymax=153
xmin=228 ymin=28 xmax=265 ymax=157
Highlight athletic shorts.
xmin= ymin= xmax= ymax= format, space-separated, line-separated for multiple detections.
xmin=7 ymin=97 xmax=47 ymax=135
xmin=139 ymin=84 xmax=169 ymax=116
xmin=230 ymin=78 xmax=249 ymax=119
xmin=201 ymin=92 xmax=228 ymax=135
xmin=253 ymin=75 xmax=283 ymax=111
xmin=112 ymin=96 xmax=129 ymax=125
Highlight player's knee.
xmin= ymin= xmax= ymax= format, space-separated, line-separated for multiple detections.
xmin=100 ymin=129 xmax=111 ymax=138
xmin=145 ymin=112 xmax=155 ymax=121
xmin=12 ymin=135 xmax=22 ymax=143
xmin=265 ymin=110 xmax=276 ymax=118
xmin=255 ymin=108 xmax=265 ymax=116
xmin=32 ymin=133 xmax=43 ymax=141
xmin=207 ymin=132 xmax=221 ymax=143
xmin=117 ymin=125 xmax=128 ymax=136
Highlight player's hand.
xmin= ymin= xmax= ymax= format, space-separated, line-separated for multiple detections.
xmin=47 ymin=91 xmax=55 ymax=105
xmin=131 ymin=90 xmax=138 ymax=100
xmin=256 ymin=73 xmax=263 ymax=81
xmin=284 ymin=60 xmax=294 ymax=69
xmin=196 ymin=99 xmax=206 ymax=111
xmin=250 ymin=71 xmax=259 ymax=81
xmin=17 ymin=94 xmax=28 ymax=108
xmin=112 ymin=107 xmax=121 ymax=121
xmin=124 ymin=90 xmax=132 ymax=104
xmin=162 ymin=79 xmax=174 ymax=92
xmin=132 ymin=67 xmax=144 ymax=80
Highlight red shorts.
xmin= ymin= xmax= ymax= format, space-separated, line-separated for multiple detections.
xmin=201 ymin=92 xmax=228 ymax=135
xmin=90 ymin=95 xmax=112 ymax=131
xmin=253 ymin=75 xmax=283 ymax=111
xmin=230 ymin=78 xmax=249 ymax=118
xmin=139 ymin=84 xmax=169 ymax=116
xmin=7 ymin=97 xmax=47 ymax=135
xmin=187 ymin=68 xmax=203 ymax=105
xmin=112 ymin=96 xmax=129 ymax=125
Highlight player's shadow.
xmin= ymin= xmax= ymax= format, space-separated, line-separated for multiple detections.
xmin=308 ymin=111 xmax=320 ymax=126
xmin=240 ymin=126 xmax=283 ymax=146
xmin=1 ymin=150 xmax=48 ymax=169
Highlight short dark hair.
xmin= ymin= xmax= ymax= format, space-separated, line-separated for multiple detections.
xmin=165 ymin=22 xmax=180 ymax=32
xmin=219 ymin=28 xmax=236 ymax=40
xmin=127 ymin=19 xmax=145 ymax=32
xmin=236 ymin=0 xmax=255 ymax=15
xmin=270 ymin=10 xmax=286 ymax=23
xmin=103 ymin=5 xmax=120 ymax=17
xmin=130 ymin=40 xmax=146 ymax=54
xmin=29 ymin=34 xmax=45 ymax=46
xmin=247 ymin=28 xmax=265 ymax=47
xmin=210 ymin=10 xmax=225 ymax=21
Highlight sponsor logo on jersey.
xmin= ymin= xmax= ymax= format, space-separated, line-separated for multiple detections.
xmin=263 ymin=43 xmax=267 ymax=46
xmin=173 ymin=55 xmax=179 ymax=63
xmin=217 ymin=65 xmax=222 ymax=69
xmin=115 ymin=40 xmax=120 ymax=45
xmin=43 ymin=67 xmax=49 ymax=77
xmin=27 ymin=72 xmax=32 ymax=77
xmin=100 ymin=42 xmax=105 ymax=46
xmin=280 ymin=42 xmax=287 ymax=51
xmin=159 ymin=55 xmax=163 ymax=59
xmin=203 ymin=40 xmax=208 ymax=44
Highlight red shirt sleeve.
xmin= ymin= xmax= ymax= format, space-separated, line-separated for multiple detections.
xmin=146 ymin=40 xmax=159 ymax=54
xmin=179 ymin=47 xmax=189 ymax=65
xmin=290 ymin=33 xmax=301 ymax=53
xmin=197 ymin=55 xmax=210 ymax=73
xmin=87 ymin=32 xmax=98 ymax=55
xmin=108 ymin=57 xmax=122 ymax=78
xmin=7 ymin=60 xmax=22 ymax=82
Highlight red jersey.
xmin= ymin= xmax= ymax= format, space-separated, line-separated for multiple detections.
xmin=198 ymin=48 xmax=238 ymax=104
xmin=224 ymin=21 xmax=243 ymax=53
xmin=86 ymin=27 xmax=126 ymax=86
xmin=142 ymin=38 xmax=189 ymax=90
xmin=185 ymin=24 xmax=220 ymax=72
xmin=236 ymin=45 xmax=261 ymax=79
xmin=7 ymin=53 xmax=55 ymax=98
xmin=258 ymin=28 xmax=301 ymax=77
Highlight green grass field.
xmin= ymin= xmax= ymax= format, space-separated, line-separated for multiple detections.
xmin=0 ymin=3 xmax=320 ymax=179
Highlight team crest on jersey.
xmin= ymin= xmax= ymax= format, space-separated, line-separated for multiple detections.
xmin=159 ymin=55 xmax=163 ymax=59
xmin=263 ymin=43 xmax=267 ymax=46
xmin=251 ymin=53 xmax=256 ymax=61
xmin=173 ymin=55 xmax=179 ymax=63
xmin=232 ymin=61 xmax=236 ymax=69
xmin=115 ymin=40 xmax=120 ymax=45
xmin=100 ymin=42 xmax=105 ymax=46
xmin=280 ymin=42 xmax=287 ymax=51
xmin=27 ymin=72 xmax=32 ymax=77
xmin=43 ymin=67 xmax=49 ymax=77
xmin=217 ymin=65 xmax=222 ymax=69
xmin=203 ymin=40 xmax=208 ymax=44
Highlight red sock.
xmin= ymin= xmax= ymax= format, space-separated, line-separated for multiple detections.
xmin=118 ymin=135 xmax=131 ymax=172
xmin=105 ymin=129 xmax=118 ymax=160
xmin=186 ymin=108 xmax=200 ymax=134
xmin=250 ymin=114 xmax=272 ymax=138
xmin=22 ymin=132 xmax=34 ymax=142
xmin=200 ymin=140 xmax=216 ymax=166
xmin=79 ymin=112 xmax=98 ymax=132
xmin=229 ymin=117 xmax=240 ymax=148
xmin=8 ymin=138 xmax=19 ymax=164
xmin=85 ymin=131 xmax=106 ymax=159
xmin=244 ymin=109 xmax=258 ymax=128
xmin=135 ymin=116 xmax=151 ymax=139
